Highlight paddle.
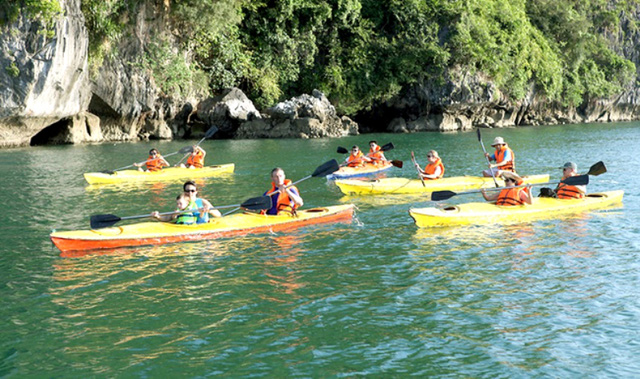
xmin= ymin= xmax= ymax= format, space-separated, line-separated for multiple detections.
xmin=101 ymin=146 xmax=193 ymax=174
xmin=337 ymin=143 xmax=402 ymax=168
xmin=90 ymin=196 xmax=272 ymax=229
xmin=175 ymin=125 xmax=219 ymax=166
xmin=411 ymin=151 xmax=426 ymax=187
xmin=477 ymin=128 xmax=500 ymax=188
xmin=431 ymin=173 xmax=593 ymax=202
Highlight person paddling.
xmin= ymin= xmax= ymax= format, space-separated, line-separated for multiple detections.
xmin=181 ymin=180 xmax=221 ymax=222
xmin=483 ymin=137 xmax=515 ymax=177
xmin=263 ymin=168 xmax=304 ymax=215
xmin=482 ymin=172 xmax=532 ymax=206
xmin=367 ymin=141 xmax=387 ymax=166
xmin=415 ymin=150 xmax=445 ymax=180
xmin=151 ymin=193 xmax=197 ymax=224
xmin=556 ymin=162 xmax=586 ymax=199
xmin=134 ymin=148 xmax=169 ymax=172
xmin=181 ymin=146 xmax=206 ymax=169
xmin=345 ymin=146 xmax=372 ymax=167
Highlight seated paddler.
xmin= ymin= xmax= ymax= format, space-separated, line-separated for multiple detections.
xmin=482 ymin=172 xmax=532 ymax=206
xmin=263 ymin=167 xmax=304 ymax=215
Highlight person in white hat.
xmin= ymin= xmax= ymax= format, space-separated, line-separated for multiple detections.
xmin=482 ymin=171 xmax=532 ymax=206
xmin=555 ymin=162 xmax=586 ymax=199
xmin=483 ymin=136 xmax=516 ymax=178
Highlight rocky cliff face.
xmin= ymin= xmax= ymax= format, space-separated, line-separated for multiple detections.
xmin=0 ymin=0 xmax=92 ymax=147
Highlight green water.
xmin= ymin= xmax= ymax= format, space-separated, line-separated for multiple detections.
xmin=1 ymin=123 xmax=639 ymax=376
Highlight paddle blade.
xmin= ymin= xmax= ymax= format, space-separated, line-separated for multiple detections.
xmin=391 ymin=160 xmax=403 ymax=168
xmin=587 ymin=161 xmax=607 ymax=176
xmin=337 ymin=146 xmax=349 ymax=154
xmin=431 ymin=190 xmax=457 ymax=201
xmin=241 ymin=196 xmax=272 ymax=210
xmin=204 ymin=125 xmax=219 ymax=139
xmin=90 ymin=214 xmax=121 ymax=229
xmin=312 ymin=159 xmax=340 ymax=177
xmin=381 ymin=142 xmax=395 ymax=151
xmin=563 ymin=174 xmax=589 ymax=186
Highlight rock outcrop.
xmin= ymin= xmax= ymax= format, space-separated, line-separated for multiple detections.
xmin=0 ymin=0 xmax=91 ymax=147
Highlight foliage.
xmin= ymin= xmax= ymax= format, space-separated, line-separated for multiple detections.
xmin=0 ymin=0 xmax=61 ymax=36
xmin=5 ymin=62 xmax=20 ymax=77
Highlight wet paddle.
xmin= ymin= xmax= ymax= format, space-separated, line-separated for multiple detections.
xmin=411 ymin=151 xmax=426 ymax=187
xmin=90 ymin=196 xmax=272 ymax=229
xmin=175 ymin=125 xmax=219 ymax=166
xmin=101 ymin=146 xmax=193 ymax=174
xmin=477 ymin=128 xmax=500 ymax=188
xmin=431 ymin=173 xmax=592 ymax=202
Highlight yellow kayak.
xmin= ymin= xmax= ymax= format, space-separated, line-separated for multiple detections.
xmin=51 ymin=204 xmax=355 ymax=256
xmin=327 ymin=162 xmax=394 ymax=180
xmin=83 ymin=164 xmax=235 ymax=185
xmin=409 ymin=191 xmax=623 ymax=227
xmin=335 ymin=174 xmax=550 ymax=195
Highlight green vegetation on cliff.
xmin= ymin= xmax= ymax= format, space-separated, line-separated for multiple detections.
xmin=22 ymin=0 xmax=640 ymax=113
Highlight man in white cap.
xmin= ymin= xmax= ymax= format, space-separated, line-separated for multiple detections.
xmin=555 ymin=162 xmax=586 ymax=199
xmin=483 ymin=136 xmax=516 ymax=177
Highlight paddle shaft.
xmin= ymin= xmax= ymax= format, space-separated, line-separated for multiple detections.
xmin=411 ymin=151 xmax=426 ymax=187
xmin=477 ymin=129 xmax=500 ymax=188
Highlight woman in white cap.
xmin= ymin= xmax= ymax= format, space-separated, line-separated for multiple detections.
xmin=555 ymin=162 xmax=586 ymax=199
xmin=482 ymin=171 xmax=532 ymax=206
xmin=483 ymin=136 xmax=516 ymax=177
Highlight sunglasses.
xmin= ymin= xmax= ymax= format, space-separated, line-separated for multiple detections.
xmin=185 ymin=189 xmax=197 ymax=193
xmin=427 ymin=155 xmax=433 ymax=158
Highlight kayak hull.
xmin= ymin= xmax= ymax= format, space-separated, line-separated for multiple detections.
xmin=327 ymin=162 xmax=393 ymax=180
xmin=83 ymin=164 xmax=235 ymax=184
xmin=335 ymin=174 xmax=550 ymax=195
xmin=51 ymin=204 xmax=355 ymax=255
xmin=409 ymin=191 xmax=624 ymax=227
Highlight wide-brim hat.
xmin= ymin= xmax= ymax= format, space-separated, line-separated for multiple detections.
xmin=501 ymin=171 xmax=523 ymax=185
xmin=491 ymin=136 xmax=506 ymax=146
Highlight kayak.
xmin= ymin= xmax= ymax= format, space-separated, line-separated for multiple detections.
xmin=334 ymin=174 xmax=550 ymax=195
xmin=83 ymin=164 xmax=235 ymax=185
xmin=409 ymin=190 xmax=624 ymax=227
xmin=51 ymin=204 xmax=355 ymax=256
xmin=327 ymin=162 xmax=393 ymax=180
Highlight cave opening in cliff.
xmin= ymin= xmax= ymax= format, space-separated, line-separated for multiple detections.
xmin=30 ymin=119 xmax=70 ymax=146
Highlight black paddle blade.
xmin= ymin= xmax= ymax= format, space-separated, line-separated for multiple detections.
xmin=431 ymin=190 xmax=457 ymax=201
xmin=312 ymin=159 xmax=340 ymax=177
xmin=563 ymin=174 xmax=589 ymax=186
xmin=204 ymin=125 xmax=219 ymax=139
xmin=587 ymin=161 xmax=607 ymax=176
xmin=381 ymin=142 xmax=395 ymax=151
xmin=337 ymin=146 xmax=349 ymax=154
xmin=90 ymin=214 xmax=121 ymax=229
xmin=476 ymin=128 xmax=482 ymax=141
xmin=391 ymin=160 xmax=403 ymax=168
xmin=241 ymin=196 xmax=272 ymax=210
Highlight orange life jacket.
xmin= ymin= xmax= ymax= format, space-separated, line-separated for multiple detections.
xmin=264 ymin=179 xmax=300 ymax=215
xmin=495 ymin=146 xmax=515 ymax=172
xmin=496 ymin=187 xmax=525 ymax=206
xmin=347 ymin=151 xmax=366 ymax=167
xmin=423 ymin=158 xmax=445 ymax=179
xmin=368 ymin=146 xmax=385 ymax=165
xmin=187 ymin=151 xmax=205 ymax=168
xmin=556 ymin=182 xmax=585 ymax=199
xmin=146 ymin=155 xmax=165 ymax=172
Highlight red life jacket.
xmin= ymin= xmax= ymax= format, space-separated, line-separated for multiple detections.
xmin=556 ymin=182 xmax=585 ymax=199
xmin=187 ymin=151 xmax=205 ymax=168
xmin=368 ymin=146 xmax=385 ymax=165
xmin=264 ymin=179 xmax=300 ymax=215
xmin=146 ymin=155 xmax=165 ymax=172
xmin=495 ymin=146 xmax=515 ymax=172
xmin=496 ymin=187 xmax=524 ymax=206
xmin=423 ymin=158 xmax=445 ymax=179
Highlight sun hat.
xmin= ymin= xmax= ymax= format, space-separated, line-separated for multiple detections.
xmin=491 ymin=137 xmax=506 ymax=146
xmin=501 ymin=171 xmax=523 ymax=185
xmin=560 ymin=162 xmax=577 ymax=171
